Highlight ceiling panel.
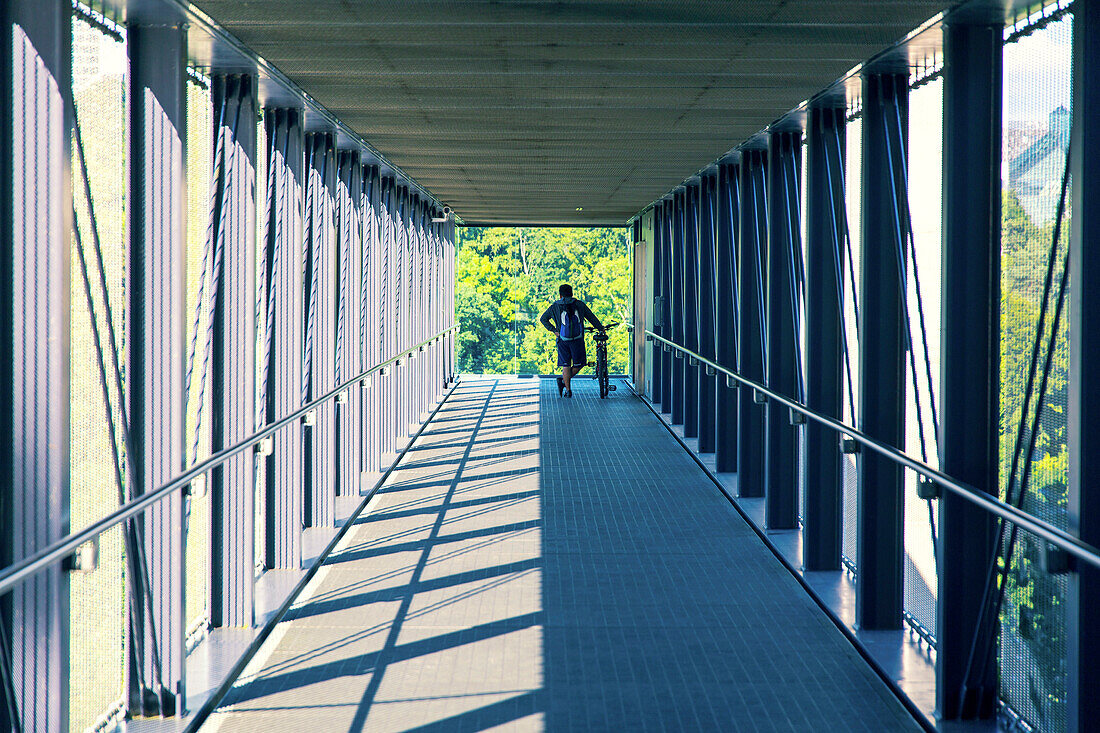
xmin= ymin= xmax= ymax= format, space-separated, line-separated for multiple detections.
xmin=191 ymin=0 xmax=951 ymax=225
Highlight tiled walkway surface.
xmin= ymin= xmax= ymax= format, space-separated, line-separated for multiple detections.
xmin=206 ymin=377 xmax=919 ymax=732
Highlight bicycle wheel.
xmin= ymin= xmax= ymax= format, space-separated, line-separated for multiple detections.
xmin=598 ymin=349 xmax=609 ymax=398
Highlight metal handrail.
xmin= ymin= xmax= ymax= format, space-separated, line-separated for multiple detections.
xmin=0 ymin=325 xmax=459 ymax=596
xmin=643 ymin=329 xmax=1100 ymax=572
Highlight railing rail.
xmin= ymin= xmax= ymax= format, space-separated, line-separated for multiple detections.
xmin=642 ymin=328 xmax=1100 ymax=572
xmin=0 ymin=325 xmax=459 ymax=597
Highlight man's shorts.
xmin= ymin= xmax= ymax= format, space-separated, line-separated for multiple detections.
xmin=557 ymin=337 xmax=587 ymax=368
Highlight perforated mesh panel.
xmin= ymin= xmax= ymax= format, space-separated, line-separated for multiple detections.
xmin=999 ymin=15 xmax=1072 ymax=732
xmin=185 ymin=76 xmax=214 ymax=636
xmin=68 ymin=16 xmax=128 ymax=732
xmin=190 ymin=0 xmax=947 ymax=225
xmin=841 ymin=115 xmax=862 ymax=572
xmin=902 ymin=75 xmax=943 ymax=642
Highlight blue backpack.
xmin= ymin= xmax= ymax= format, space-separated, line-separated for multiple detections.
xmin=559 ymin=301 xmax=584 ymax=340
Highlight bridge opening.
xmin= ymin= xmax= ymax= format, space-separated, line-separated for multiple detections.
xmin=454 ymin=227 xmax=633 ymax=376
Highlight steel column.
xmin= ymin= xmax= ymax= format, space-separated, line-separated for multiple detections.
xmin=1 ymin=1 xmax=72 ymax=728
xmin=856 ymin=72 xmax=908 ymax=630
xmin=378 ymin=178 xmax=394 ymax=458
xmin=715 ymin=162 xmax=740 ymax=472
xmin=129 ymin=21 xmax=187 ymax=713
xmin=737 ymin=151 xmax=767 ymax=498
xmin=697 ymin=173 xmax=718 ymax=452
xmin=650 ymin=205 xmax=664 ymax=404
xmin=683 ymin=183 xmax=701 ymax=438
xmin=803 ymin=106 xmax=846 ymax=571
xmin=765 ymin=131 xmax=801 ymax=530
xmin=336 ymin=152 xmax=363 ymax=496
xmin=262 ymin=108 xmax=304 ymax=570
xmin=1068 ymin=3 xmax=1100 ymax=728
xmin=394 ymin=187 xmax=406 ymax=443
xmin=937 ymin=21 xmax=1002 ymax=720
xmin=661 ymin=201 xmax=674 ymax=413
xmin=670 ymin=192 xmax=686 ymax=424
xmin=210 ymin=74 xmax=257 ymax=630
xmin=303 ymin=132 xmax=336 ymax=528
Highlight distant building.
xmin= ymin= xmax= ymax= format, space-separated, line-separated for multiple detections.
xmin=1006 ymin=106 xmax=1071 ymax=223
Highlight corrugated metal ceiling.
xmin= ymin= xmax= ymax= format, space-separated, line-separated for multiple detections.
xmin=191 ymin=1 xmax=950 ymax=225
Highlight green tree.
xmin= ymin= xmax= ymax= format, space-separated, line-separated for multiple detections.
xmin=455 ymin=227 xmax=632 ymax=375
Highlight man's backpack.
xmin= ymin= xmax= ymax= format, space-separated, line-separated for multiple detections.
xmin=559 ymin=302 xmax=584 ymax=340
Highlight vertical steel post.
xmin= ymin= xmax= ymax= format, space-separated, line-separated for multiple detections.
xmin=803 ymin=106 xmax=846 ymax=571
xmin=737 ymin=151 xmax=767 ymax=498
xmin=302 ymin=132 xmax=337 ymax=528
xmin=683 ymin=182 xmax=701 ymax=438
xmin=937 ymin=21 xmax=1001 ymax=719
xmin=650 ymin=205 xmax=664 ymax=404
xmin=1068 ymin=3 xmax=1100 ymax=728
xmin=361 ymin=167 xmax=378 ymax=479
xmin=715 ymin=161 xmax=740 ymax=472
xmin=336 ymin=151 xmax=363 ymax=496
xmin=394 ymin=186 xmax=406 ymax=443
xmin=670 ymin=191 xmax=686 ymax=424
xmin=765 ymin=131 xmax=801 ymax=530
xmin=263 ymin=108 xmax=304 ymax=570
xmin=697 ymin=173 xmax=718 ymax=452
xmin=129 ymin=20 xmax=187 ymax=713
xmin=1 ymin=1 xmax=72 ymax=728
xmin=661 ymin=200 xmax=674 ymax=413
xmin=210 ymin=74 xmax=257 ymax=630
xmin=379 ymin=178 xmax=394 ymax=458
xmin=856 ymin=72 xmax=908 ymax=630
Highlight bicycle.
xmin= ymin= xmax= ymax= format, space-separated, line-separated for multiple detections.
xmin=585 ymin=321 xmax=619 ymax=398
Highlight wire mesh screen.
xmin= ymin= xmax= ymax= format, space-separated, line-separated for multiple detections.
xmin=184 ymin=75 xmax=214 ymax=640
xmin=841 ymin=115 xmax=862 ymax=572
xmin=902 ymin=75 xmax=943 ymax=643
xmin=254 ymin=112 xmax=268 ymax=574
xmin=999 ymin=14 xmax=1072 ymax=732
xmin=68 ymin=15 xmax=128 ymax=732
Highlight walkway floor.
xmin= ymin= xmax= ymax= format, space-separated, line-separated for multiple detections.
xmin=206 ymin=376 xmax=920 ymax=732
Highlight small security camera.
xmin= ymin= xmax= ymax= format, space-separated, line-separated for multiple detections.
xmin=442 ymin=205 xmax=452 ymax=216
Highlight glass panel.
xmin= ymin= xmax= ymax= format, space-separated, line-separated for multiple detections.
xmin=903 ymin=74 xmax=943 ymax=642
xmin=68 ymin=14 xmax=128 ymax=732
xmin=1000 ymin=13 xmax=1072 ymax=732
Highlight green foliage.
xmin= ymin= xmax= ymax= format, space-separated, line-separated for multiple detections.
xmin=455 ymin=227 xmax=632 ymax=375
xmin=999 ymin=187 xmax=1070 ymax=728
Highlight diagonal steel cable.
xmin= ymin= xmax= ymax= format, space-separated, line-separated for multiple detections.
xmin=877 ymin=79 xmax=938 ymax=560
xmin=891 ymin=99 xmax=941 ymax=439
xmin=0 ymin=616 xmax=22 ymax=733
xmin=72 ymin=105 xmax=168 ymax=695
xmin=781 ymin=142 xmax=807 ymax=403
xmin=962 ymin=133 xmax=1073 ymax=703
xmin=334 ymin=166 xmax=352 ymax=385
xmin=725 ymin=167 xmax=742 ymax=365
xmin=828 ymin=123 xmax=862 ymax=336
xmin=191 ymin=79 xmax=246 ymax=463
xmin=260 ymin=117 xmax=286 ymax=428
xmin=184 ymin=90 xmax=227 ymax=461
xmin=819 ymin=114 xmax=859 ymax=419
xmin=302 ymin=139 xmax=321 ymax=406
xmin=751 ymin=162 xmax=769 ymax=367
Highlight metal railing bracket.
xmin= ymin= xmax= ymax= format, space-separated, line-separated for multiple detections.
xmin=63 ymin=537 xmax=99 ymax=574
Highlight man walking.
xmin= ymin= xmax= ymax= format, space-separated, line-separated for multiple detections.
xmin=539 ymin=284 xmax=604 ymax=397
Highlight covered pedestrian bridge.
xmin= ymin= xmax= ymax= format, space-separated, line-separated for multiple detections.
xmin=2 ymin=1 xmax=1099 ymax=731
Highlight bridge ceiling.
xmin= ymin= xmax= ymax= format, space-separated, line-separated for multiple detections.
xmin=192 ymin=0 xmax=949 ymax=226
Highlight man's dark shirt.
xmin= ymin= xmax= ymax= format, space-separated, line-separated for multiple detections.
xmin=539 ymin=297 xmax=604 ymax=336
